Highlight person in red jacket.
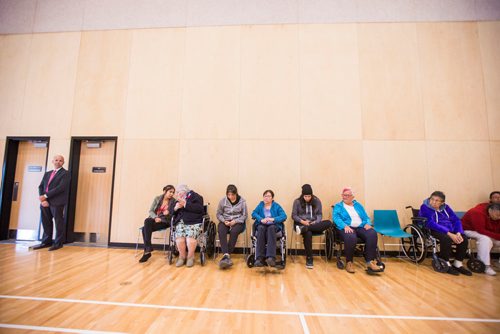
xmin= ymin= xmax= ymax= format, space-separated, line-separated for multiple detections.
xmin=462 ymin=191 xmax=500 ymax=276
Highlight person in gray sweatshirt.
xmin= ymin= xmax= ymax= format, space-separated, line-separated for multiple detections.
xmin=216 ymin=184 xmax=248 ymax=269
xmin=292 ymin=184 xmax=333 ymax=269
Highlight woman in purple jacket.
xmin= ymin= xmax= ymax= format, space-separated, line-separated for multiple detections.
xmin=419 ymin=191 xmax=472 ymax=276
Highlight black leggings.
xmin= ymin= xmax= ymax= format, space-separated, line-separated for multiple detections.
xmin=430 ymin=230 xmax=468 ymax=262
xmin=295 ymin=220 xmax=332 ymax=258
xmin=218 ymin=222 xmax=245 ymax=254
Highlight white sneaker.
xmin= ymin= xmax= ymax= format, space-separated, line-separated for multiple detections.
xmin=295 ymin=225 xmax=302 ymax=235
xmin=484 ymin=266 xmax=497 ymax=276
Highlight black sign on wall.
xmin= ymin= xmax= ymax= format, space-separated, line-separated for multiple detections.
xmin=92 ymin=167 xmax=106 ymax=173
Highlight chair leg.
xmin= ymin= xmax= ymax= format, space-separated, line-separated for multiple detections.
xmin=381 ymin=235 xmax=387 ymax=258
xmin=163 ymin=228 xmax=168 ymax=255
xmin=135 ymin=228 xmax=141 ymax=257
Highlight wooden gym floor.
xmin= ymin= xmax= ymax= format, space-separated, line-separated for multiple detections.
xmin=0 ymin=244 xmax=499 ymax=333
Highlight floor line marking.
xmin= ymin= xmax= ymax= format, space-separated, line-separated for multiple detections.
xmin=0 ymin=323 xmax=125 ymax=334
xmin=299 ymin=314 xmax=310 ymax=334
xmin=1 ymin=295 xmax=500 ymax=323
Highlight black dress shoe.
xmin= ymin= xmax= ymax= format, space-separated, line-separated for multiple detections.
xmin=454 ymin=266 xmax=472 ymax=276
xmin=139 ymin=253 xmax=152 ymax=263
xmin=48 ymin=245 xmax=63 ymax=251
xmin=446 ymin=266 xmax=460 ymax=276
xmin=31 ymin=244 xmax=52 ymax=250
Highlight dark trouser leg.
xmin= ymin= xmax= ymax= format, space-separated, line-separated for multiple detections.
xmin=302 ymin=220 xmax=333 ymax=258
xmin=142 ymin=218 xmax=167 ymax=252
xmin=454 ymin=235 xmax=469 ymax=261
xmin=431 ymin=231 xmax=452 ymax=261
xmin=218 ymin=222 xmax=230 ymax=254
xmin=266 ymin=225 xmax=277 ymax=258
xmin=227 ymin=223 xmax=245 ymax=254
xmin=355 ymin=227 xmax=378 ymax=262
xmin=303 ymin=231 xmax=313 ymax=258
xmin=338 ymin=228 xmax=358 ymax=262
xmin=40 ymin=206 xmax=54 ymax=245
xmin=256 ymin=224 xmax=268 ymax=259
xmin=52 ymin=205 xmax=66 ymax=246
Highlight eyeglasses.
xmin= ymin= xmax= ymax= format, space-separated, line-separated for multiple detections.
xmin=342 ymin=194 xmax=353 ymax=197
xmin=430 ymin=198 xmax=444 ymax=203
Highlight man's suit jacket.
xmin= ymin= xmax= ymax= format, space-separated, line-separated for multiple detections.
xmin=38 ymin=168 xmax=70 ymax=206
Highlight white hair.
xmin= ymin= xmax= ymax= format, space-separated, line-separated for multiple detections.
xmin=176 ymin=184 xmax=190 ymax=194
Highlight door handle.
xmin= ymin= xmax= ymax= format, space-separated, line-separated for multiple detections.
xmin=13 ymin=182 xmax=19 ymax=201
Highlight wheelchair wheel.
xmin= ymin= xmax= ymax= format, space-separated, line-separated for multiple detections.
xmin=200 ymin=251 xmax=206 ymax=266
xmin=466 ymin=259 xmax=485 ymax=273
xmin=205 ymin=222 xmax=216 ymax=258
xmin=336 ymin=259 xmax=345 ymax=270
xmin=246 ymin=254 xmax=255 ymax=268
xmin=325 ymin=229 xmax=334 ymax=261
xmin=401 ymin=224 xmax=427 ymax=263
xmin=432 ymin=257 xmax=449 ymax=273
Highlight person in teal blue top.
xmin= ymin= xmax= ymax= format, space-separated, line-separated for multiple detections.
xmin=251 ymin=189 xmax=287 ymax=267
xmin=333 ymin=187 xmax=383 ymax=274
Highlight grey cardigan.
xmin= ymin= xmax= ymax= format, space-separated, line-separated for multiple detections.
xmin=216 ymin=196 xmax=248 ymax=224
xmin=148 ymin=195 xmax=175 ymax=221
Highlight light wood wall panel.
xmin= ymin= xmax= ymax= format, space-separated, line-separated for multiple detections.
xmin=110 ymin=139 xmax=179 ymax=243
xmin=298 ymin=24 xmax=362 ymax=140
xmin=125 ymin=28 xmax=186 ymax=139
xmin=426 ymin=141 xmax=493 ymax=210
xmin=300 ymin=140 xmax=365 ymax=220
xmin=478 ymin=21 xmax=500 ymax=140
xmin=182 ymin=26 xmax=240 ymax=139
xmin=47 ymin=139 xmax=71 ymax=168
xmin=0 ymin=139 xmax=5 ymax=183
xmin=177 ymin=139 xmax=239 ymax=216
xmin=491 ymin=141 xmax=500 ymax=190
xmin=72 ymin=30 xmax=132 ymax=136
xmin=418 ymin=22 xmax=488 ymax=140
xmin=363 ymin=141 xmax=429 ymax=226
xmin=22 ymin=32 xmax=80 ymax=138
xmin=1 ymin=22 xmax=499 ymax=244
xmin=359 ymin=23 xmax=424 ymax=140
xmin=0 ymin=34 xmax=31 ymax=137
xmin=240 ymin=25 xmax=300 ymax=139
xmin=238 ymin=140 xmax=300 ymax=228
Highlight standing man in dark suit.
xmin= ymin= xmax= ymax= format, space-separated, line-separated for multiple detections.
xmin=32 ymin=155 xmax=70 ymax=251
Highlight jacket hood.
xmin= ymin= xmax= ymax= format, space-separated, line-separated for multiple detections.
xmin=423 ymin=198 xmax=445 ymax=211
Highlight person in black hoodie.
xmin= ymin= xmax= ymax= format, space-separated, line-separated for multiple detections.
xmin=292 ymin=184 xmax=332 ymax=269
xmin=173 ymin=184 xmax=205 ymax=268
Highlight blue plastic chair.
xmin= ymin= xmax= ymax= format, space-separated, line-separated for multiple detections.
xmin=373 ymin=210 xmax=417 ymax=262
xmin=455 ymin=211 xmax=465 ymax=219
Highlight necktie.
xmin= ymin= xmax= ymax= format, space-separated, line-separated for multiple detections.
xmin=45 ymin=170 xmax=57 ymax=192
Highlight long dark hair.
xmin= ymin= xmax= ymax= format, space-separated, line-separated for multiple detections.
xmin=298 ymin=194 xmax=317 ymax=210
xmin=157 ymin=185 xmax=175 ymax=211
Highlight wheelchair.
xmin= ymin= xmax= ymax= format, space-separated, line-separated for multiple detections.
xmin=167 ymin=204 xmax=216 ymax=266
xmin=332 ymin=227 xmax=385 ymax=274
xmin=401 ymin=206 xmax=478 ymax=273
xmin=246 ymin=221 xmax=287 ymax=270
